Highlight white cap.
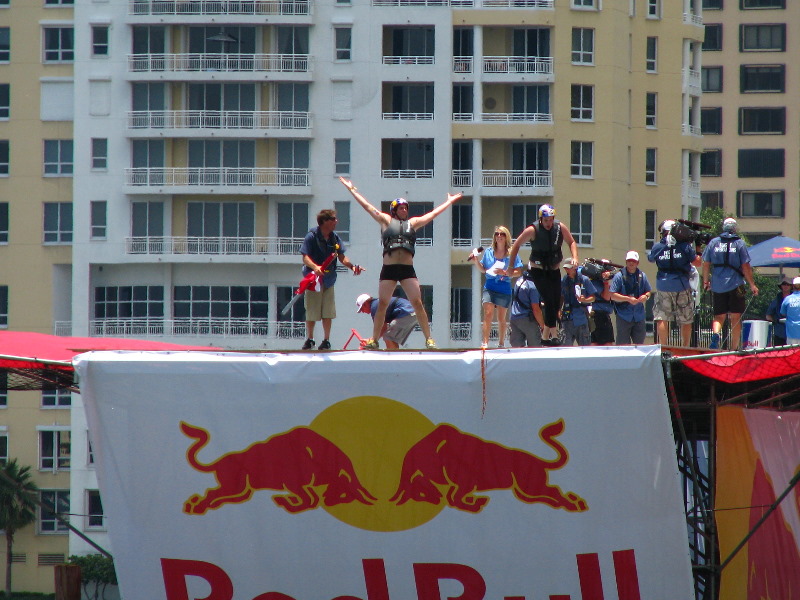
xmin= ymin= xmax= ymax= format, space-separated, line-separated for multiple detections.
xmin=626 ymin=251 xmax=640 ymax=262
xmin=355 ymin=293 xmax=372 ymax=312
xmin=723 ymin=218 xmax=737 ymax=232
xmin=793 ymin=277 xmax=800 ymax=286
xmin=661 ymin=220 xmax=675 ymax=232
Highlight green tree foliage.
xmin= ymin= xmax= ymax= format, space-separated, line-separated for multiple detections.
xmin=0 ymin=460 xmax=39 ymax=597
xmin=67 ymin=555 xmax=117 ymax=600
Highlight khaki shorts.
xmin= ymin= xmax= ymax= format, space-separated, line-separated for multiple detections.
xmin=653 ymin=289 xmax=695 ymax=325
xmin=384 ymin=314 xmax=418 ymax=346
xmin=304 ymin=286 xmax=336 ymax=321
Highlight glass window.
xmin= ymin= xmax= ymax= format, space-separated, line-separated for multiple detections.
xmin=39 ymin=430 xmax=70 ymax=470
xmin=42 ymin=389 xmax=71 ymax=407
xmin=333 ymin=201 xmax=350 ymax=243
xmin=91 ymin=138 xmax=107 ymax=170
xmin=701 ymin=191 xmax=723 ymax=210
xmin=0 ymin=28 xmax=9 ymax=62
xmin=0 ymin=140 xmax=7 ymax=175
xmin=570 ymin=141 xmax=593 ymax=178
xmin=94 ymin=286 xmax=164 ymax=319
xmin=450 ymin=288 xmax=472 ymax=329
xmin=740 ymin=64 xmax=785 ymax=92
xmin=39 ymin=490 xmax=70 ymax=533
xmin=740 ymin=24 xmax=785 ymax=51
xmin=571 ymin=0 xmax=597 ymax=9
xmin=570 ymin=85 xmax=593 ymax=121
xmin=91 ymin=26 xmax=109 ymax=56
xmin=43 ymin=203 xmax=73 ymax=243
xmin=86 ymin=490 xmax=105 ymax=529
xmin=44 ymin=140 xmax=73 ymax=175
xmin=0 ymin=430 xmax=7 ymax=464
xmin=45 ymin=0 xmax=75 ymax=4
xmin=738 ymin=149 xmax=784 ymax=177
xmin=334 ymin=27 xmax=351 ymax=61
xmin=0 ymin=84 xmax=8 ymax=119
xmin=703 ymin=0 xmax=723 ymax=8
xmin=571 ymin=28 xmax=594 ymax=65
xmin=645 ymin=93 xmax=657 ymax=128
xmin=737 ymin=190 xmax=784 ymax=217
xmin=741 ymin=0 xmax=784 ymax=8
xmin=645 ymin=148 xmax=657 ymax=183
xmin=277 ymin=285 xmax=306 ymax=333
xmin=187 ymin=202 xmax=255 ymax=239
xmin=569 ymin=203 xmax=593 ymax=246
xmin=647 ymin=0 xmax=661 ymax=18
xmin=173 ymin=286 xmax=268 ymax=323
xmin=0 ymin=286 xmax=6 ymax=327
xmin=277 ymin=202 xmax=308 ymax=238
xmin=701 ymin=150 xmax=722 ymax=177
xmin=131 ymin=202 xmax=164 ymax=237
xmin=739 ymin=107 xmax=785 ymax=134
xmin=701 ymin=107 xmax=722 ymax=134
xmin=702 ymin=66 xmax=723 ymax=92
xmin=0 ymin=202 xmax=7 ymax=244
xmin=512 ymin=204 xmax=541 ymax=239
xmin=334 ymin=139 xmax=350 ymax=175
xmin=451 ymin=204 xmax=472 ymax=243
xmin=43 ymin=27 xmax=74 ymax=62
xmin=91 ymin=201 xmax=107 ymax=239
xmin=646 ymin=37 xmax=657 ymax=72
xmin=703 ymin=24 xmax=723 ymax=51
xmin=645 ymin=210 xmax=657 ymax=250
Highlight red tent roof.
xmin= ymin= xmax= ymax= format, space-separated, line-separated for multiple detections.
xmin=680 ymin=346 xmax=800 ymax=384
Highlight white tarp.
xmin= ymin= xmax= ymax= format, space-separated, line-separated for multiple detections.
xmin=75 ymin=346 xmax=693 ymax=600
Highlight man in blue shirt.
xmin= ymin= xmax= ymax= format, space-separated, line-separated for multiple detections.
xmin=560 ymin=259 xmax=594 ymax=346
xmin=609 ymin=251 xmax=652 ymax=345
xmin=701 ymin=218 xmax=759 ymax=350
xmin=509 ymin=276 xmax=545 ymax=347
xmin=780 ymin=277 xmax=800 ymax=345
xmin=355 ymin=293 xmax=418 ymax=349
xmin=766 ymin=276 xmax=792 ymax=346
xmin=647 ymin=220 xmax=696 ymax=347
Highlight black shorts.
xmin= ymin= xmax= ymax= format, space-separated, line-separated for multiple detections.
xmin=712 ymin=289 xmax=746 ymax=315
xmin=380 ymin=263 xmax=418 ymax=282
xmin=591 ymin=311 xmax=615 ymax=345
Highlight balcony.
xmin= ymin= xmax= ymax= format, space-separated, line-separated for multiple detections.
xmin=451 ymin=170 xmax=472 ymax=187
xmin=382 ymin=112 xmax=434 ymax=121
xmin=483 ymin=56 xmax=553 ymax=75
xmin=382 ymin=56 xmax=434 ymax=65
xmin=454 ymin=112 xmax=552 ymax=123
xmin=482 ymin=169 xmax=551 ymax=188
xmin=126 ymin=236 xmax=302 ymax=255
xmin=129 ymin=0 xmax=311 ymax=15
xmin=89 ymin=318 xmax=299 ymax=339
xmin=682 ymin=12 xmax=703 ymax=26
xmin=450 ymin=323 xmax=472 ymax=342
xmin=381 ymin=169 xmax=434 ymax=179
xmin=682 ymin=180 xmax=701 ymax=202
xmin=682 ymin=123 xmax=701 ymax=136
xmin=683 ymin=68 xmax=701 ymax=95
xmin=127 ymin=53 xmax=310 ymax=74
xmin=125 ymin=167 xmax=310 ymax=187
xmin=128 ymin=110 xmax=312 ymax=131
xmin=453 ymin=57 xmax=472 ymax=73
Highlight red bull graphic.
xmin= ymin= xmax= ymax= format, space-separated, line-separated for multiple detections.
xmin=390 ymin=420 xmax=587 ymax=513
xmin=181 ymin=422 xmax=377 ymax=514
xmin=772 ymin=246 xmax=800 ymax=259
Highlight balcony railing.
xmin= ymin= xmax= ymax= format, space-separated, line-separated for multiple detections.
xmin=682 ymin=180 xmax=701 ymax=201
xmin=381 ymin=169 xmax=434 ymax=179
xmin=683 ymin=68 xmax=701 ymax=92
xmin=125 ymin=167 xmax=310 ymax=187
xmin=450 ymin=323 xmax=472 ymax=341
xmin=682 ymin=12 xmax=703 ymax=26
xmin=89 ymin=318 xmax=307 ymax=339
xmin=382 ymin=56 xmax=435 ymax=65
xmin=128 ymin=53 xmax=310 ymax=73
xmin=482 ymin=170 xmax=551 ymax=188
xmin=373 ymin=0 xmax=552 ymax=6
xmin=483 ymin=56 xmax=553 ymax=75
xmin=129 ymin=0 xmax=311 ymax=14
xmin=451 ymin=170 xmax=472 ymax=187
xmin=128 ymin=110 xmax=312 ymax=130
xmin=382 ymin=112 xmax=434 ymax=121
xmin=453 ymin=57 xmax=473 ymax=73
xmin=126 ymin=236 xmax=303 ymax=255
xmin=682 ymin=123 xmax=702 ymax=136
xmin=454 ymin=112 xmax=552 ymax=123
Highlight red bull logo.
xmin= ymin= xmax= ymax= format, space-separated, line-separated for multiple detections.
xmin=772 ymin=246 xmax=800 ymax=259
xmin=182 ymin=397 xmax=587 ymax=529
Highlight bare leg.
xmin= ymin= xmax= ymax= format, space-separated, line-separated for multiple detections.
xmin=384 ymin=340 xmax=400 ymax=350
xmin=305 ymin=321 xmax=316 ymax=340
xmin=680 ymin=323 xmax=692 ymax=347
xmin=399 ymin=278 xmax=432 ymax=340
xmin=372 ymin=279 xmax=397 ymax=342
xmin=712 ymin=315 xmax=725 ymax=334
xmin=496 ymin=306 xmax=508 ymax=346
xmin=321 ymin=318 xmax=332 ymax=341
xmin=729 ymin=313 xmax=743 ymax=350
xmin=481 ymin=302 xmax=495 ymax=346
xmin=656 ymin=320 xmax=669 ymax=345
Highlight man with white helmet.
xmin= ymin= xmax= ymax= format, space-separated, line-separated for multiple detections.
xmin=647 ymin=220 xmax=697 ymax=347
xmin=702 ymin=218 xmax=759 ymax=350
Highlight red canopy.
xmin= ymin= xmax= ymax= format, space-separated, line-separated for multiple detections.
xmin=680 ymin=346 xmax=800 ymax=384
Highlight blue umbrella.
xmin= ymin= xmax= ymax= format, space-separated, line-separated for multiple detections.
xmin=747 ymin=235 xmax=800 ymax=268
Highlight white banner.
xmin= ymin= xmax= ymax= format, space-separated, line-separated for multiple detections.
xmin=75 ymin=346 xmax=693 ymax=600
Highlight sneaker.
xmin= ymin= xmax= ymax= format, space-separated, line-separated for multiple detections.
xmin=480 ymin=342 xmax=488 ymax=349
xmin=425 ymin=338 xmax=438 ymax=349
xmin=301 ymin=338 xmax=315 ymax=350
xmin=318 ymin=339 xmax=331 ymax=350
xmin=363 ymin=338 xmax=379 ymax=350
xmin=709 ymin=333 xmax=720 ymax=350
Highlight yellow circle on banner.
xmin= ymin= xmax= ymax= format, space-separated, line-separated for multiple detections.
xmin=310 ymin=396 xmax=442 ymax=531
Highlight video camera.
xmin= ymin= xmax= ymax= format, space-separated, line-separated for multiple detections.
xmin=668 ymin=219 xmax=713 ymax=246
xmin=581 ymin=258 xmax=622 ymax=281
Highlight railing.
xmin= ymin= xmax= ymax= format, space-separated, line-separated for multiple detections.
xmin=451 ymin=170 xmax=472 ymax=187
xmin=682 ymin=123 xmax=702 ymax=136
xmin=125 ymin=167 xmax=310 ymax=187
xmin=483 ymin=56 xmax=553 ymax=75
xmin=129 ymin=0 xmax=311 ymax=15
xmin=373 ymin=0 xmax=552 ymax=6
xmin=54 ymin=321 xmax=72 ymax=336
xmin=453 ymin=113 xmax=473 ymax=122
xmin=482 ymin=170 xmax=551 ymax=188
xmin=453 ymin=57 xmax=473 ymax=73
xmin=682 ymin=12 xmax=703 ymax=26
xmin=128 ymin=110 xmax=312 ymax=130
xmin=480 ymin=112 xmax=552 ymax=123
xmin=89 ymin=318 xmax=307 ymax=339
xmin=682 ymin=180 xmax=701 ymax=201
xmin=128 ymin=53 xmax=310 ymax=73
xmin=382 ymin=56 xmax=435 ymax=65
xmin=450 ymin=323 xmax=472 ymax=341
xmin=684 ymin=68 xmax=701 ymax=91
xmin=381 ymin=169 xmax=434 ymax=179
xmin=126 ymin=236 xmax=303 ymax=255
xmin=382 ymin=112 xmax=434 ymax=121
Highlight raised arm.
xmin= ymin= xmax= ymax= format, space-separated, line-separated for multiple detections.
xmin=409 ymin=192 xmax=462 ymax=230
xmin=339 ymin=177 xmax=390 ymax=227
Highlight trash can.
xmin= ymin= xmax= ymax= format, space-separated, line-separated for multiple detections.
xmin=742 ymin=320 xmax=772 ymax=349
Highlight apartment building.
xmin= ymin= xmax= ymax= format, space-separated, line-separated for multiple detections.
xmin=699 ymin=0 xmax=797 ymax=246
xmin=1 ymin=0 xmax=702 ymax=593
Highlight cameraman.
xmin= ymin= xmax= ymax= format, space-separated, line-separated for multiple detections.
xmin=560 ymin=259 xmax=595 ymax=346
xmin=647 ymin=220 xmax=696 ymax=347
xmin=587 ymin=267 xmax=615 ymax=346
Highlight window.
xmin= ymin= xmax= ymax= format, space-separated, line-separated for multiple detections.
xmin=91 ymin=201 xmax=107 ymax=239
xmin=451 ymin=204 xmax=472 ymax=243
xmin=91 ymin=25 xmax=109 ymax=56
xmin=703 ymin=0 xmax=723 ymax=8
xmin=571 ymin=28 xmax=594 ymax=65
xmin=740 ymin=65 xmax=785 ymax=92
xmin=701 ymin=149 xmax=722 ymax=177
xmin=570 ymin=85 xmax=593 ymax=121
xmin=382 ymin=139 xmax=434 ymax=175
xmin=645 ymin=210 xmax=657 ymax=250
xmin=737 ymin=190 xmax=784 ymax=217
xmin=131 ymin=202 xmax=164 ymax=238
xmin=42 ymin=389 xmax=71 ymax=407
xmin=570 ymin=203 xmax=593 ymax=246
xmin=333 ymin=201 xmax=350 ymax=243
xmin=0 ymin=202 xmax=7 ymax=243
xmin=571 ymin=0 xmax=597 ymax=8
xmin=334 ymin=27 xmax=351 ymax=61
xmin=702 ymin=66 xmax=723 ymax=92
xmin=87 ymin=434 xmax=95 ymax=465
xmin=45 ymin=0 xmax=75 ymax=4
xmin=646 ymin=0 xmax=661 ymax=18
xmin=701 ymin=107 xmax=722 ymax=134
xmin=94 ymin=286 xmax=165 ymax=319
xmin=646 ymin=37 xmax=657 ymax=72
xmin=91 ymin=138 xmax=107 ymax=170
xmin=0 ymin=287 xmax=6 ymax=327
xmin=0 ymin=28 xmax=8 ymax=62
xmin=277 ymin=285 xmax=306 ymax=333
xmin=512 ymin=204 xmax=542 ymax=239
xmin=645 ymin=148 xmax=657 ymax=183
xmin=334 ymin=139 xmax=350 ymax=174
xmin=570 ymin=142 xmax=593 ymax=178
xmin=43 ymin=27 xmax=74 ymax=62
xmin=701 ymin=191 xmax=723 ymax=210
xmin=738 ymin=149 xmax=784 ymax=177
xmin=0 ymin=429 xmax=7 ymax=465
xmin=277 ymin=202 xmax=308 ymax=239
xmin=384 ymin=26 xmax=435 ymax=61
xmin=703 ymin=24 xmax=723 ymax=51
xmin=187 ymin=202 xmax=255 ymax=241
xmin=645 ymin=93 xmax=657 ymax=128
xmin=39 ymin=429 xmax=70 ymax=470
xmin=451 ymin=289 xmax=472 ymax=329
xmin=0 ymin=84 xmax=8 ymax=119
xmin=173 ymin=286 xmax=269 ymax=322
xmin=39 ymin=490 xmax=69 ymax=533
xmin=0 ymin=374 xmax=6 ymax=407
xmin=739 ymin=107 xmax=785 ymax=134
xmin=43 ymin=203 xmax=73 ymax=243
xmin=741 ymin=0 xmax=784 ymax=8
xmin=86 ymin=490 xmax=105 ymax=530
xmin=0 ymin=140 xmax=8 ymax=175
xmin=44 ymin=140 xmax=73 ymax=175
xmin=740 ymin=24 xmax=785 ymax=51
